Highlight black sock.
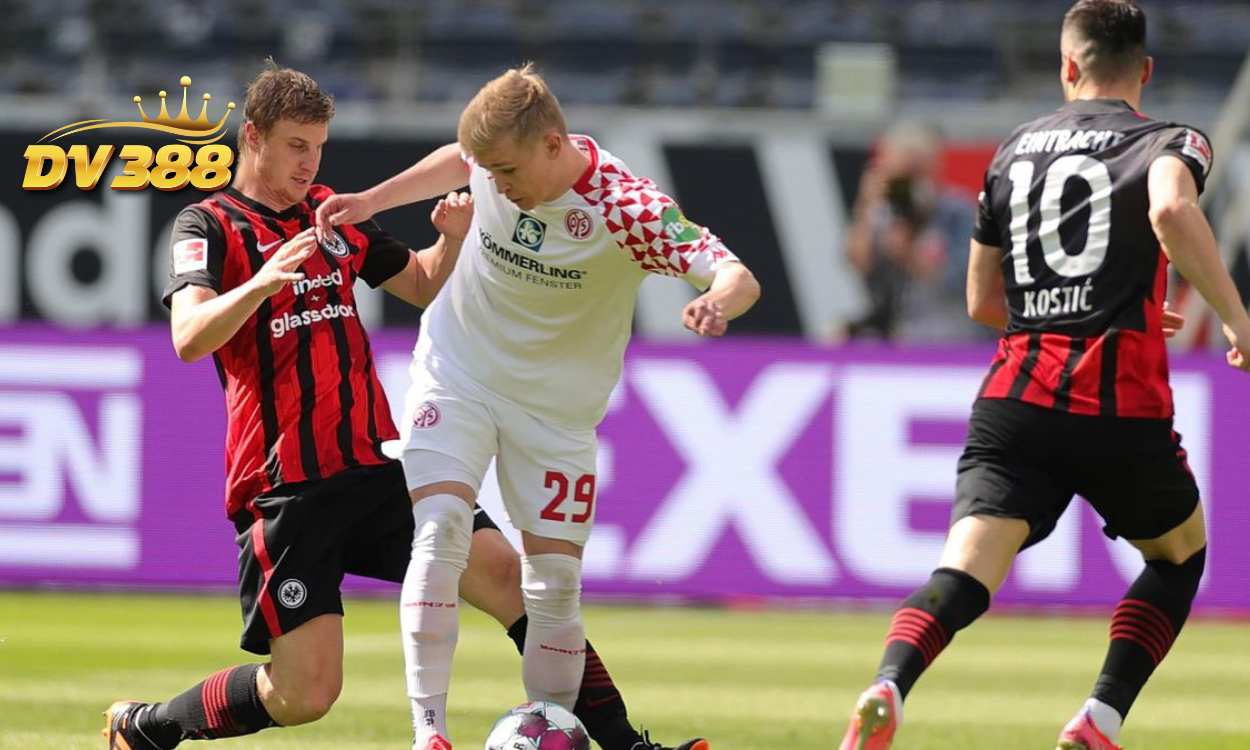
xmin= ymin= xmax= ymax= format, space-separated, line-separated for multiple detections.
xmin=138 ymin=664 xmax=277 ymax=745
xmin=876 ymin=567 xmax=991 ymax=699
xmin=1092 ymin=547 xmax=1205 ymax=718
xmin=507 ymin=615 xmax=641 ymax=750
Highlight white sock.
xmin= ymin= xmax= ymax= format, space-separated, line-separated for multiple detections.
xmin=401 ymin=494 xmax=472 ymax=745
xmin=1083 ymin=698 xmax=1123 ymax=742
xmin=520 ymin=554 xmax=585 ymax=709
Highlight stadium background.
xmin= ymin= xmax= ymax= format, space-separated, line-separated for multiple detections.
xmin=2 ymin=1 xmax=1250 ymax=747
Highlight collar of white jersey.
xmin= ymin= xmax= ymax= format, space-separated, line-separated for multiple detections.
xmin=570 ymin=134 xmax=602 ymax=195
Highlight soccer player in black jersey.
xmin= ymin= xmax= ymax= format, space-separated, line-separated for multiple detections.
xmin=838 ymin=3 xmax=1250 ymax=749
xmin=103 ymin=63 xmax=705 ymax=750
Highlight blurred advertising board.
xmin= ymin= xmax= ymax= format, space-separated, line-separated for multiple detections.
xmin=1 ymin=325 xmax=1246 ymax=613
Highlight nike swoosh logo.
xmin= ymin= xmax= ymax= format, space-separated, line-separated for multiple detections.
xmin=258 ymin=240 xmax=282 ymax=253
xmin=583 ymin=694 xmax=620 ymax=708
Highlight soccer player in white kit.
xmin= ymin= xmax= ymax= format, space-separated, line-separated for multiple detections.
xmin=316 ymin=65 xmax=760 ymax=750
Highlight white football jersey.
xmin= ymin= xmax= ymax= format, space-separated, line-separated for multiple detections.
xmin=413 ymin=135 xmax=739 ymax=429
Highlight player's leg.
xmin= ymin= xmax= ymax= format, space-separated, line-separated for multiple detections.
xmin=840 ymin=399 xmax=1073 ymax=750
xmin=397 ymin=374 xmax=498 ymax=749
xmin=106 ymin=476 xmax=361 ymax=749
xmin=105 ymin=616 xmax=345 ymax=750
xmin=458 ymin=511 xmax=525 ymax=626
xmin=519 ymin=531 xmax=587 ymax=708
xmin=460 ymin=511 xmax=707 ymax=750
xmin=1058 ymin=425 xmax=1204 ymax=749
xmin=493 ymin=410 xmax=599 ymax=711
xmin=402 ymin=475 xmax=477 ymax=750
xmin=836 ymin=514 xmax=1024 ymax=750
xmin=877 ymin=513 xmax=1025 ymax=695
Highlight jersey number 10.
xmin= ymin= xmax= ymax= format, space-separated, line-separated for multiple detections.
xmin=1005 ymin=155 xmax=1112 ymax=284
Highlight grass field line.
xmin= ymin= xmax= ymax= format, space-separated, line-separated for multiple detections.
xmin=3 ymin=591 xmax=1248 ymax=749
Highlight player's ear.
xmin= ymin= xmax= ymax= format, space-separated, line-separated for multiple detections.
xmin=1141 ymin=56 xmax=1154 ymax=87
xmin=1061 ymin=54 xmax=1079 ymax=84
xmin=244 ymin=121 xmax=261 ymax=151
xmin=543 ymin=132 xmax=562 ymax=159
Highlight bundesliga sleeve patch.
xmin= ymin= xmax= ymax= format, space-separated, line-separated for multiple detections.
xmin=1181 ymin=129 xmax=1212 ymax=176
xmin=172 ymin=238 xmax=208 ymax=275
xmin=661 ymin=205 xmax=703 ymax=243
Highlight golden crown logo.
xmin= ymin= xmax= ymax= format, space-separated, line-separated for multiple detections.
xmin=24 ymin=75 xmax=237 ymax=191
xmin=40 ymin=76 xmax=235 ymax=145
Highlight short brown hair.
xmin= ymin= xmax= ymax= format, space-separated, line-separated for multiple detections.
xmin=1062 ymin=0 xmax=1148 ymax=83
xmin=238 ymin=59 xmax=335 ymax=152
xmin=457 ymin=63 xmax=568 ymax=155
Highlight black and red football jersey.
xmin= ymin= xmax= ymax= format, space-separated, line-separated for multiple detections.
xmin=163 ymin=185 xmax=410 ymax=517
xmin=973 ymin=99 xmax=1213 ymax=418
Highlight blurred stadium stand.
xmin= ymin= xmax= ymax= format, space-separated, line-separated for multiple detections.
xmin=0 ymin=0 xmax=1247 ymax=341
xmin=3 ymin=0 xmax=1247 ymax=111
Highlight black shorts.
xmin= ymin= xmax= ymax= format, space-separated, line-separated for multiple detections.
xmin=953 ymin=398 xmax=1199 ymax=551
xmin=232 ymin=461 xmax=504 ymax=655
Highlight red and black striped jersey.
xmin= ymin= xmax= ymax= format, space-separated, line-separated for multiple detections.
xmin=973 ymin=99 xmax=1213 ymax=418
xmin=162 ymin=185 xmax=410 ymax=517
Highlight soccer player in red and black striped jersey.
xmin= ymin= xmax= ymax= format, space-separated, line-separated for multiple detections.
xmin=839 ymin=3 xmax=1250 ymax=750
xmin=103 ymin=64 xmax=702 ymax=750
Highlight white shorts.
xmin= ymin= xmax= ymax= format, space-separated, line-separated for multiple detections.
xmin=397 ymin=364 xmax=598 ymax=545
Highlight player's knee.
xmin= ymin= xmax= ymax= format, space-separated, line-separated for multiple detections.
xmin=411 ymin=494 xmax=473 ymax=571
xmin=270 ymin=672 xmax=342 ymax=725
xmin=520 ymin=553 xmax=582 ymax=626
xmin=1156 ymin=542 xmax=1207 ymax=569
xmin=492 ymin=546 xmax=523 ymax=592
xmin=299 ymin=682 xmax=341 ymax=724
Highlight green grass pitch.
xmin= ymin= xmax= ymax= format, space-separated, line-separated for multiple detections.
xmin=0 ymin=591 xmax=1246 ymax=749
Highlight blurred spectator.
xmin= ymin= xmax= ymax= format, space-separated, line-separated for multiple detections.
xmin=844 ymin=121 xmax=989 ymax=342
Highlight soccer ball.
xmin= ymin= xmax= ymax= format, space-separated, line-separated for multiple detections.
xmin=483 ymin=701 xmax=590 ymax=750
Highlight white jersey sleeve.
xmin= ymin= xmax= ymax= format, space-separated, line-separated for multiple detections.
xmin=578 ymin=158 xmax=738 ymax=290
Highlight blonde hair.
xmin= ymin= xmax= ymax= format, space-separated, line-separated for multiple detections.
xmin=457 ymin=63 xmax=568 ymax=154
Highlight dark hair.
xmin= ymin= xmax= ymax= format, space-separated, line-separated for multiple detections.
xmin=238 ymin=59 xmax=335 ymax=152
xmin=1062 ymin=0 xmax=1148 ymax=82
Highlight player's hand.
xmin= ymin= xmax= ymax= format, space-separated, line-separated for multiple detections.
xmin=682 ymin=297 xmax=728 ymax=337
xmin=315 ymin=192 xmax=375 ymax=243
xmin=431 ymin=192 xmax=474 ymax=242
xmin=251 ymin=229 xmax=317 ymax=298
xmin=1223 ymin=323 xmax=1250 ymax=373
xmin=1161 ymin=301 xmax=1185 ymax=339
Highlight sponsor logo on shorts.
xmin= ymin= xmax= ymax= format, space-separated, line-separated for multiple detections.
xmin=564 ymin=208 xmax=592 ymax=240
xmin=413 ymin=402 xmax=441 ymax=428
xmin=278 ymin=579 xmax=307 ymax=609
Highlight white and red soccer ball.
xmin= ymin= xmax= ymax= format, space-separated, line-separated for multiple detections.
xmin=483 ymin=701 xmax=590 ymax=750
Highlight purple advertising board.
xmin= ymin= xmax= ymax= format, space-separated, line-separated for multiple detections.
xmin=1 ymin=324 xmax=1247 ymax=613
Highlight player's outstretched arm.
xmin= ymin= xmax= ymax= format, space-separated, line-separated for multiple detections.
xmin=171 ymin=229 xmax=318 ymax=362
xmin=1148 ymin=156 xmax=1250 ymax=371
xmin=314 ymin=143 xmax=469 ymax=241
xmin=380 ymin=192 xmax=474 ymax=309
xmin=966 ymin=239 xmax=1008 ymax=330
xmin=681 ymin=261 xmax=760 ymax=337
